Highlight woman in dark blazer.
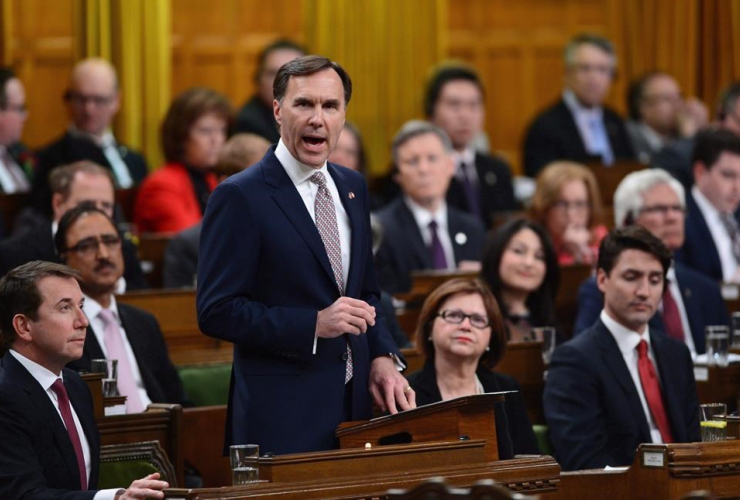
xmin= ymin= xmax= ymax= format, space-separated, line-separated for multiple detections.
xmin=406 ymin=278 xmax=540 ymax=458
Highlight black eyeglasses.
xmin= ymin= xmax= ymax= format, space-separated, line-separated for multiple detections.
xmin=64 ymin=234 xmax=121 ymax=257
xmin=64 ymin=91 xmax=116 ymax=107
xmin=437 ymin=309 xmax=490 ymax=329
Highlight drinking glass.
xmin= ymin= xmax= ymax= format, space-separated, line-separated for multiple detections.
xmin=90 ymin=358 xmax=119 ymax=397
xmin=731 ymin=312 xmax=740 ymax=349
xmin=700 ymin=403 xmax=727 ymax=442
xmin=230 ymin=444 xmax=259 ymax=485
xmin=705 ymin=326 xmax=730 ymax=367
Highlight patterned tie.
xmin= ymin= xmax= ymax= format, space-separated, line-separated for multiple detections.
xmin=50 ymin=379 xmax=87 ymax=490
xmin=458 ymin=162 xmax=482 ymax=219
xmin=309 ymin=171 xmax=352 ymax=382
xmin=588 ymin=116 xmax=614 ymax=165
xmin=428 ymin=220 xmax=448 ymax=269
xmin=98 ymin=309 xmax=145 ymax=413
xmin=636 ymin=340 xmax=674 ymax=443
xmin=720 ymin=213 xmax=740 ymax=262
xmin=662 ymin=284 xmax=686 ymax=342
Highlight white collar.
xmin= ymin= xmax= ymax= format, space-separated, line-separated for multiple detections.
xmin=563 ymin=89 xmax=603 ymax=119
xmin=692 ymin=185 xmax=724 ymax=221
xmin=82 ymin=293 xmax=120 ymax=324
xmin=634 ymin=121 xmax=666 ymax=151
xmin=403 ymin=195 xmax=448 ymax=230
xmin=275 ymin=139 xmax=329 ymax=186
xmin=8 ymin=349 xmax=64 ymax=388
xmin=453 ymin=148 xmax=476 ymax=167
xmin=67 ymin=124 xmax=116 ymax=148
xmin=600 ymin=309 xmax=651 ymax=356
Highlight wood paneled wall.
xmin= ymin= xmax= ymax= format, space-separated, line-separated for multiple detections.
xmin=3 ymin=0 xmax=77 ymax=148
xmin=171 ymin=0 xmax=304 ymax=110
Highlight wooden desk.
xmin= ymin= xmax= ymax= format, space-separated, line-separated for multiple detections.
xmin=585 ymin=160 xmax=645 ymax=207
xmin=545 ymin=441 xmax=740 ymax=499
xmin=695 ymin=363 xmax=740 ymax=413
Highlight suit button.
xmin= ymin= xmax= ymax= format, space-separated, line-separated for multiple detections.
xmin=341 ymin=352 xmax=349 ymax=361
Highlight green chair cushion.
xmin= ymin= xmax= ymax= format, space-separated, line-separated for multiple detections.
xmin=98 ymin=460 xmax=159 ymax=489
xmin=533 ymin=424 xmax=553 ymax=455
xmin=177 ymin=363 xmax=231 ymax=406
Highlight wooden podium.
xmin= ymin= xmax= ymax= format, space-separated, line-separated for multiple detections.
xmin=336 ymin=393 xmax=505 ymax=461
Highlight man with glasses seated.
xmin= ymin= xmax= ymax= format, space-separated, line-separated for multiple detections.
xmin=573 ymin=168 xmax=729 ymax=352
xmin=54 ymin=201 xmax=189 ymax=412
xmin=0 ymin=161 xmax=148 ymax=290
xmin=32 ymin=58 xmax=148 ymax=219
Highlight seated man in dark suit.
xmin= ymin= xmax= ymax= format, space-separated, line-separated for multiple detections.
xmin=33 ymin=58 xmax=148 ymax=218
xmin=676 ymin=128 xmax=740 ymax=282
xmin=574 ymin=168 xmax=729 ymax=352
xmin=0 ymin=161 xmax=148 ymax=289
xmin=0 ymin=67 xmax=33 ymax=195
xmin=55 ymin=202 xmax=189 ymax=412
xmin=234 ymin=39 xmax=305 ymax=143
xmin=545 ymin=226 xmax=701 ymax=471
xmin=523 ymin=33 xmax=633 ymax=177
xmin=163 ymin=133 xmax=270 ymax=288
xmin=653 ymin=82 xmax=740 ymax=191
xmin=375 ymin=120 xmax=486 ymax=293
xmin=0 ymin=260 xmax=168 ymax=498
xmin=424 ymin=64 xmax=517 ymax=226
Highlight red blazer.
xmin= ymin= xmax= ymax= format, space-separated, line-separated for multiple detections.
xmin=134 ymin=162 xmax=217 ymax=233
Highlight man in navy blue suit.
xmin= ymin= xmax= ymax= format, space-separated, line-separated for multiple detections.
xmin=574 ymin=169 xmax=729 ymax=351
xmin=676 ymin=128 xmax=740 ymax=282
xmin=374 ymin=120 xmax=486 ymax=293
xmin=197 ymin=56 xmax=414 ymax=455
xmin=545 ymin=226 xmax=701 ymax=471
xmin=0 ymin=261 xmax=168 ymax=498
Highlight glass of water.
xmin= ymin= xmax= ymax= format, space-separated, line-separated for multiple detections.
xmin=731 ymin=312 xmax=740 ymax=349
xmin=705 ymin=326 xmax=730 ymax=367
xmin=90 ymin=358 xmax=119 ymax=397
xmin=230 ymin=444 xmax=259 ymax=485
xmin=700 ymin=403 xmax=727 ymax=442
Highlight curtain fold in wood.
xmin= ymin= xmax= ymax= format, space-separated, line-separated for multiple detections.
xmin=305 ymin=0 xmax=445 ymax=176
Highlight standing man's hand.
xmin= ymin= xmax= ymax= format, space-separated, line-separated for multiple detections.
xmin=369 ymin=356 xmax=416 ymax=414
xmin=316 ymin=297 xmax=376 ymax=338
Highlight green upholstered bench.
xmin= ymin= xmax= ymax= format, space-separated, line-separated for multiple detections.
xmin=177 ymin=363 xmax=231 ymax=407
xmin=532 ymin=424 xmax=553 ymax=455
xmin=98 ymin=441 xmax=177 ymax=489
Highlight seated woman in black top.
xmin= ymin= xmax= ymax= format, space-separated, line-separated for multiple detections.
xmin=481 ymin=218 xmax=560 ymax=343
xmin=406 ymin=278 xmax=540 ymax=458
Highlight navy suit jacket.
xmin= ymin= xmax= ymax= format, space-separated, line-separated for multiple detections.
xmin=544 ymin=319 xmax=700 ymax=471
xmin=0 ymin=353 xmax=100 ymax=499
xmin=573 ymin=263 xmax=729 ymax=352
xmin=66 ymin=302 xmax=190 ymax=406
xmin=676 ymin=192 xmax=731 ymax=282
xmin=446 ymin=152 xmax=517 ymax=227
xmin=523 ymin=98 xmax=634 ymax=177
xmin=196 ymin=146 xmax=399 ymax=455
xmin=374 ymin=197 xmax=486 ymax=293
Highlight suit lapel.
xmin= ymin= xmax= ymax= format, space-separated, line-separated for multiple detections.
xmin=594 ymin=321 xmax=652 ymax=441
xmin=686 ymin=194 xmax=722 ymax=277
xmin=329 ymin=164 xmax=362 ymax=293
xmin=398 ymin=200 xmax=433 ymax=268
xmin=263 ymin=149 xmax=337 ymax=287
xmin=558 ymin=100 xmax=588 ymax=157
xmin=3 ymin=354 xmax=83 ymax=488
xmin=675 ymin=264 xmax=704 ymax=351
xmin=65 ymin=373 xmax=99 ymax=486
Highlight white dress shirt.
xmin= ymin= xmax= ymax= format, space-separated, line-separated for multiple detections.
xmin=83 ymin=294 xmax=152 ymax=410
xmin=601 ymin=310 xmax=664 ymax=444
xmin=692 ymin=186 xmax=738 ymax=281
xmin=452 ymin=148 xmax=479 ymax=185
xmin=563 ymin=89 xmax=610 ymax=159
xmin=68 ymin=125 xmax=133 ymax=188
xmin=8 ymin=350 xmax=121 ymax=499
xmin=403 ymin=196 xmax=455 ymax=270
xmin=276 ymin=139 xmax=351 ymax=286
xmin=662 ymin=266 xmax=696 ymax=357
xmin=0 ymin=145 xmax=30 ymax=193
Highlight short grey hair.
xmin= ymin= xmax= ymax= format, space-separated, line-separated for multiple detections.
xmin=391 ymin=120 xmax=452 ymax=164
xmin=564 ymin=33 xmax=617 ymax=70
xmin=613 ymin=169 xmax=685 ymax=227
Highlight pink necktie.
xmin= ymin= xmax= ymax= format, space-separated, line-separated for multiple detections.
xmin=309 ymin=171 xmax=352 ymax=383
xmin=50 ymin=379 xmax=87 ymax=490
xmin=98 ymin=309 xmax=145 ymax=413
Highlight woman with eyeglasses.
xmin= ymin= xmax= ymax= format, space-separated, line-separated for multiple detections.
xmin=529 ymin=161 xmax=608 ymax=265
xmin=135 ymin=87 xmax=232 ymax=234
xmin=406 ymin=278 xmax=540 ymax=458
xmin=481 ymin=218 xmax=560 ymax=343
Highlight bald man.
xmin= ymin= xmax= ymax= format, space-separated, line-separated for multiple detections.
xmin=33 ymin=58 xmax=148 ymax=218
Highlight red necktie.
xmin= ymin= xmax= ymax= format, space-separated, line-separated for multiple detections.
xmin=636 ymin=340 xmax=674 ymax=443
xmin=51 ymin=379 xmax=88 ymax=490
xmin=662 ymin=285 xmax=685 ymax=342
